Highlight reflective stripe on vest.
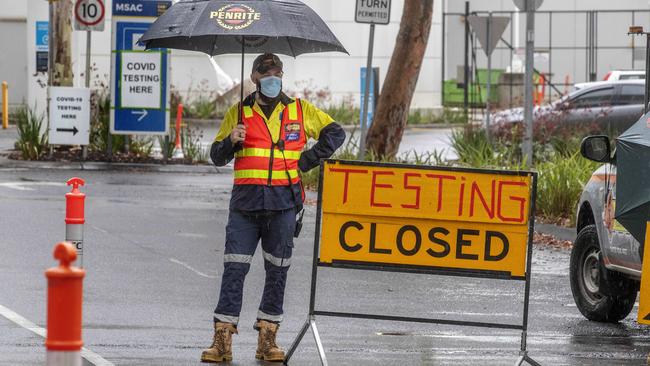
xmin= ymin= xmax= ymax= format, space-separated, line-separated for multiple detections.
xmin=234 ymin=99 xmax=305 ymax=186
xmin=237 ymin=147 xmax=301 ymax=160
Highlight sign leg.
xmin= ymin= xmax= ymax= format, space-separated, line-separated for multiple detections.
xmin=637 ymin=222 xmax=650 ymax=324
xmin=284 ymin=318 xmax=311 ymax=365
xmin=515 ymin=353 xmax=541 ymax=366
xmin=310 ymin=318 xmax=328 ymax=366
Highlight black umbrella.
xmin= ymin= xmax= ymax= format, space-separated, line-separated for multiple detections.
xmin=615 ymin=110 xmax=650 ymax=244
xmin=140 ymin=0 xmax=347 ymax=121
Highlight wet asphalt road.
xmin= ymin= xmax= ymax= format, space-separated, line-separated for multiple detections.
xmin=1 ymin=167 xmax=650 ymax=366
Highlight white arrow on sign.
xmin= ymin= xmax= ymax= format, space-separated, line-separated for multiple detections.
xmin=132 ymin=110 xmax=148 ymax=122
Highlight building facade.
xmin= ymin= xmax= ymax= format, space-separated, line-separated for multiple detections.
xmin=1 ymin=0 xmax=649 ymax=115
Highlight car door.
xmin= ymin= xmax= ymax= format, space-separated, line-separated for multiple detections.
xmin=609 ymin=84 xmax=645 ymax=133
xmin=563 ymin=87 xmax=614 ymax=131
xmin=603 ymin=165 xmax=642 ymax=271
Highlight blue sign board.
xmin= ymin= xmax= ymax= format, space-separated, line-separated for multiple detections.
xmin=113 ymin=0 xmax=169 ymax=17
xmin=110 ymin=0 xmax=171 ymax=135
xmin=36 ymin=21 xmax=48 ymax=51
xmin=360 ymin=67 xmax=379 ymax=127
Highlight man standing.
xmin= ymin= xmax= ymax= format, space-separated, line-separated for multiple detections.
xmin=202 ymin=53 xmax=345 ymax=363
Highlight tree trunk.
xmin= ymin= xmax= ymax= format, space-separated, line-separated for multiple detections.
xmin=53 ymin=0 xmax=74 ymax=87
xmin=365 ymin=0 xmax=434 ymax=159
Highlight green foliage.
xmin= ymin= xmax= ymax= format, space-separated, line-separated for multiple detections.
xmin=400 ymin=149 xmax=451 ymax=166
xmin=181 ymin=125 xmax=208 ymax=163
xmin=450 ymin=124 xmax=523 ymax=169
xmin=156 ymin=134 xmax=174 ymax=160
xmin=188 ymin=97 xmax=218 ymax=120
xmin=407 ymin=108 xmax=467 ymax=125
xmin=128 ymin=136 xmax=154 ymax=158
xmin=323 ymin=102 xmax=359 ymax=126
xmin=432 ymin=107 xmax=467 ymax=124
xmin=89 ymin=89 xmax=125 ymax=154
xmin=407 ymin=109 xmax=429 ymax=125
xmin=450 ymin=122 xmax=598 ymax=222
xmin=14 ymin=106 xmax=48 ymax=160
xmin=536 ymin=152 xmax=599 ymax=224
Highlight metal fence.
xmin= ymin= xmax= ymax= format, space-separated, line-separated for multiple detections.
xmin=442 ymin=8 xmax=650 ymax=112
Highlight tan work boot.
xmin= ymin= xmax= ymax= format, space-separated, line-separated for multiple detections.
xmin=201 ymin=322 xmax=237 ymax=363
xmin=254 ymin=320 xmax=285 ymax=362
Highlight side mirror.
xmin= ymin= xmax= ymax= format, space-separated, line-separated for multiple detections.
xmin=580 ymin=135 xmax=611 ymax=163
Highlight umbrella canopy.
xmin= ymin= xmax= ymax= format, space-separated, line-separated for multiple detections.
xmin=140 ymin=0 xmax=347 ymax=56
xmin=615 ymin=110 xmax=650 ymax=243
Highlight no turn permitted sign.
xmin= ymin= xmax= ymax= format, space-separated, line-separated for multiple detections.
xmin=74 ymin=0 xmax=106 ymax=31
xmin=355 ymin=0 xmax=391 ymax=25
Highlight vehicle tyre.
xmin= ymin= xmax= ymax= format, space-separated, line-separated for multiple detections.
xmin=569 ymin=224 xmax=637 ymax=322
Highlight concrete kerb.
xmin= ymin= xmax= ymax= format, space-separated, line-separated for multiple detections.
xmin=535 ymin=222 xmax=576 ymax=242
xmin=0 ymin=154 xmax=232 ymax=174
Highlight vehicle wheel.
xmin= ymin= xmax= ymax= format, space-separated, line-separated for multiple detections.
xmin=569 ymin=224 xmax=637 ymax=322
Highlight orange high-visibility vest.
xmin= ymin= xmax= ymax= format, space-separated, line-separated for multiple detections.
xmin=233 ymin=99 xmax=305 ymax=186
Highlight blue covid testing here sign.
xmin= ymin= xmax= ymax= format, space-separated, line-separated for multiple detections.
xmin=360 ymin=67 xmax=379 ymax=128
xmin=36 ymin=21 xmax=48 ymax=51
xmin=110 ymin=0 xmax=171 ymax=135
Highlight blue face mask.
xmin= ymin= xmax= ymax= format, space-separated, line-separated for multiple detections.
xmin=259 ymin=76 xmax=282 ymax=98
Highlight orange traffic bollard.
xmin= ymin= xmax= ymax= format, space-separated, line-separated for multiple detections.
xmin=173 ymin=103 xmax=184 ymax=159
xmin=65 ymin=178 xmax=86 ymax=267
xmin=45 ymin=242 xmax=85 ymax=366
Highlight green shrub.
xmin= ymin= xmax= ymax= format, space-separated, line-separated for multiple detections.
xmin=188 ymin=97 xmax=217 ymax=120
xmin=14 ymin=106 xmax=48 ymax=160
xmin=128 ymin=136 xmax=154 ymax=158
xmin=181 ymin=125 xmax=206 ymax=163
xmin=432 ymin=107 xmax=466 ymax=124
xmin=156 ymin=134 xmax=174 ymax=160
xmin=449 ymin=124 xmax=522 ymax=168
xmin=536 ymin=152 xmax=598 ymax=223
xmin=323 ymin=102 xmax=359 ymax=126
xmin=89 ymin=89 xmax=125 ymax=154
xmin=407 ymin=109 xmax=428 ymax=125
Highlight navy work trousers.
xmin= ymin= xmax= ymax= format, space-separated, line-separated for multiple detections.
xmin=214 ymin=208 xmax=295 ymax=325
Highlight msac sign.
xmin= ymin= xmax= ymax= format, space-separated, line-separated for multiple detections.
xmin=115 ymin=3 xmax=143 ymax=12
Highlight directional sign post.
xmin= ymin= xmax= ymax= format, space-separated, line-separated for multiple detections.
xmin=513 ymin=0 xmax=543 ymax=167
xmin=48 ymin=87 xmax=90 ymax=146
xmin=468 ymin=14 xmax=510 ymax=138
xmin=359 ymin=67 xmax=379 ymax=129
xmin=355 ymin=0 xmax=391 ymax=160
xmin=75 ymin=0 xmax=105 ymax=159
xmin=110 ymin=0 xmax=171 ymax=136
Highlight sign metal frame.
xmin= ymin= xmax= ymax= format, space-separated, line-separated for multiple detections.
xmin=285 ymin=160 xmax=541 ymax=366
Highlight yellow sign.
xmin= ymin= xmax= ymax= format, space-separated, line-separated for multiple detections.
xmin=637 ymin=222 xmax=650 ymax=325
xmin=319 ymin=161 xmax=534 ymax=278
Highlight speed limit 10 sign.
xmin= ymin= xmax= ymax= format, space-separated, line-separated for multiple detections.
xmin=74 ymin=0 xmax=106 ymax=31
